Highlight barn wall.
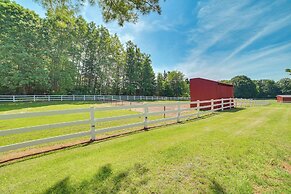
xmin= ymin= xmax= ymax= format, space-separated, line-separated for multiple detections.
xmin=277 ymin=96 xmax=291 ymax=103
xmin=284 ymin=97 xmax=291 ymax=102
xmin=190 ymin=78 xmax=234 ymax=109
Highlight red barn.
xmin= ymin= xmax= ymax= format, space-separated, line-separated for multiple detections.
xmin=190 ymin=78 xmax=234 ymax=109
xmin=277 ymin=95 xmax=291 ymax=103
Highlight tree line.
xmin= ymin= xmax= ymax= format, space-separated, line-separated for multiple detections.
xmin=0 ymin=1 xmax=189 ymax=97
xmin=221 ymin=76 xmax=291 ymax=98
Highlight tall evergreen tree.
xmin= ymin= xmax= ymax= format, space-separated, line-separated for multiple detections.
xmin=44 ymin=7 xmax=78 ymax=94
xmin=124 ymin=41 xmax=143 ymax=95
xmin=156 ymin=73 xmax=165 ymax=96
xmin=140 ymin=54 xmax=156 ymax=95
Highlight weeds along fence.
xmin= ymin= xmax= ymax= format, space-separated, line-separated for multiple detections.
xmin=0 ymin=95 xmax=189 ymax=102
xmin=0 ymin=98 xmax=267 ymax=153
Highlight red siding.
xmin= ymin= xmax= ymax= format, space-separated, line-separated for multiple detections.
xmin=190 ymin=78 xmax=234 ymax=109
xmin=277 ymin=96 xmax=291 ymax=103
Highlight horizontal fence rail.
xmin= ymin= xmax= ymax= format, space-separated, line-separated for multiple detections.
xmin=0 ymin=95 xmax=190 ymax=102
xmin=0 ymin=98 xmax=268 ymax=153
xmin=234 ymin=98 xmax=270 ymax=107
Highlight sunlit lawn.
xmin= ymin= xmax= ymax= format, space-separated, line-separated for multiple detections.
xmin=0 ymin=101 xmax=290 ymax=193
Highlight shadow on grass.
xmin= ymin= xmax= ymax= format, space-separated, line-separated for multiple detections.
xmin=0 ymin=101 xmax=103 ymax=112
xmin=210 ymin=179 xmax=227 ymax=194
xmin=44 ymin=163 xmax=149 ymax=194
xmin=220 ymin=107 xmax=245 ymax=113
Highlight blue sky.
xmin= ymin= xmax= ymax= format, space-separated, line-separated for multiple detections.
xmin=15 ymin=0 xmax=291 ymax=81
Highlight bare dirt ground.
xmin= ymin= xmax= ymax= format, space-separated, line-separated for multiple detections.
xmin=112 ymin=101 xmax=191 ymax=117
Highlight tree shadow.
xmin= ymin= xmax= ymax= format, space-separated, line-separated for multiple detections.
xmin=209 ymin=179 xmax=227 ymax=194
xmin=220 ymin=107 xmax=245 ymax=113
xmin=43 ymin=163 xmax=149 ymax=194
xmin=44 ymin=177 xmax=72 ymax=194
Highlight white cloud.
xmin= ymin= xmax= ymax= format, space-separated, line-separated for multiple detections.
xmin=220 ymin=13 xmax=291 ymax=65
xmin=177 ymin=42 xmax=291 ymax=80
xmin=177 ymin=0 xmax=291 ymax=80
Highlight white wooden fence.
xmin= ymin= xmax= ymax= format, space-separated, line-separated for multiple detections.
xmin=234 ymin=98 xmax=269 ymax=107
xmin=0 ymin=98 xmax=268 ymax=153
xmin=0 ymin=95 xmax=189 ymax=102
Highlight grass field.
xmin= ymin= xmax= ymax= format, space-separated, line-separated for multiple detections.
xmin=0 ymin=101 xmax=192 ymax=149
xmin=0 ymin=102 xmax=143 ymax=147
xmin=0 ymin=101 xmax=290 ymax=193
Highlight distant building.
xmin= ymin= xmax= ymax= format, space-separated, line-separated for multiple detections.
xmin=277 ymin=95 xmax=291 ymax=103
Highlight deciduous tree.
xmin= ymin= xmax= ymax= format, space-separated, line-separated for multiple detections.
xmin=231 ymin=75 xmax=257 ymax=98
xmin=35 ymin=0 xmax=162 ymax=26
xmin=277 ymin=78 xmax=291 ymax=95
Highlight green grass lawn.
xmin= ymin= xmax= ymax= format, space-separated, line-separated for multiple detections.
xmin=0 ymin=101 xmax=290 ymax=193
xmin=0 ymin=101 xmax=178 ymax=153
xmin=0 ymin=102 xmax=145 ymax=147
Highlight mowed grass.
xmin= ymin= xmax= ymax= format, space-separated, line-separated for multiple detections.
xmin=0 ymin=101 xmax=290 ymax=193
xmin=0 ymin=101 xmax=192 ymax=148
xmin=0 ymin=102 xmax=147 ymax=147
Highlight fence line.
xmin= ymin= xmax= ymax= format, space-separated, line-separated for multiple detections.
xmin=0 ymin=95 xmax=189 ymax=102
xmin=234 ymin=98 xmax=269 ymax=107
xmin=0 ymin=98 xmax=268 ymax=153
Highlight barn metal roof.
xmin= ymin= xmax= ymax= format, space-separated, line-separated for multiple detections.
xmin=190 ymin=77 xmax=233 ymax=87
xmin=277 ymin=95 xmax=291 ymax=97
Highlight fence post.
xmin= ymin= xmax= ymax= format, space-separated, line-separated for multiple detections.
xmin=221 ymin=98 xmax=224 ymax=110
xmin=33 ymin=95 xmax=36 ymax=102
xmin=197 ymin=100 xmax=200 ymax=118
xmin=90 ymin=107 xmax=96 ymax=141
xmin=163 ymin=106 xmax=166 ymax=118
xmin=144 ymin=104 xmax=148 ymax=130
xmin=211 ymin=99 xmax=214 ymax=112
xmin=73 ymin=95 xmax=75 ymax=101
xmin=83 ymin=95 xmax=86 ymax=101
xmin=13 ymin=95 xmax=16 ymax=102
xmin=177 ymin=102 xmax=181 ymax=123
xmin=61 ymin=95 xmax=63 ymax=101
xmin=48 ymin=95 xmax=50 ymax=102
